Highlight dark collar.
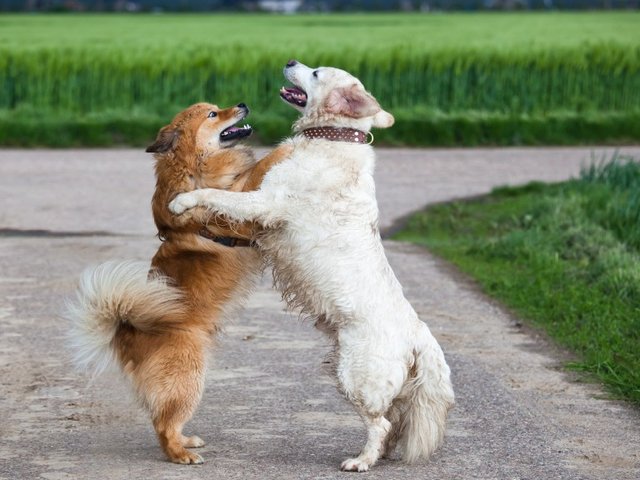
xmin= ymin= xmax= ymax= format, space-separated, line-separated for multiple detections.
xmin=198 ymin=228 xmax=253 ymax=248
xmin=302 ymin=127 xmax=371 ymax=144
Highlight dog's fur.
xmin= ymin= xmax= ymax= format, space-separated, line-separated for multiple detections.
xmin=66 ymin=102 xmax=290 ymax=465
xmin=170 ymin=63 xmax=455 ymax=471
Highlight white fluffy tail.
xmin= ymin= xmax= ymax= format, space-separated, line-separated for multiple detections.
xmin=65 ymin=261 xmax=186 ymax=376
xmin=398 ymin=324 xmax=455 ymax=463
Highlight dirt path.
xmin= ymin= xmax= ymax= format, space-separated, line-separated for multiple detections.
xmin=0 ymin=147 xmax=639 ymax=479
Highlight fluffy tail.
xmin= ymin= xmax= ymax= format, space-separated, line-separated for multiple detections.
xmin=65 ymin=260 xmax=186 ymax=376
xmin=398 ymin=324 xmax=455 ymax=463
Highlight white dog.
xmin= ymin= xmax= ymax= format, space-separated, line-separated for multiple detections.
xmin=170 ymin=61 xmax=454 ymax=472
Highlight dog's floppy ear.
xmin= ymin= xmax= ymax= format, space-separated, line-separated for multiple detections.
xmin=146 ymin=126 xmax=179 ymax=153
xmin=325 ymin=85 xmax=381 ymax=119
xmin=372 ymin=110 xmax=395 ymax=129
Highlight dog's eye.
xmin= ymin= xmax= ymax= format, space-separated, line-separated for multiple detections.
xmin=208 ymin=111 xmax=217 ymax=118
xmin=312 ymin=70 xmax=319 ymax=78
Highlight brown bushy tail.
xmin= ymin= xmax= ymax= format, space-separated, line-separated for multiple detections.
xmin=65 ymin=261 xmax=186 ymax=376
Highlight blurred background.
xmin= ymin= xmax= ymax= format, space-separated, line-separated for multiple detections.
xmin=0 ymin=2 xmax=638 ymax=147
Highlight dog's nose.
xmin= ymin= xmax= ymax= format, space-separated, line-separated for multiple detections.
xmin=237 ymin=103 xmax=247 ymax=109
xmin=286 ymin=59 xmax=298 ymax=68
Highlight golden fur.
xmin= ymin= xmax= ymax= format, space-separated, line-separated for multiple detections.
xmin=68 ymin=102 xmax=290 ymax=465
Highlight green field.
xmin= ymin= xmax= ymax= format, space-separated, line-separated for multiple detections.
xmin=1 ymin=13 xmax=639 ymax=146
xmin=396 ymin=157 xmax=640 ymax=404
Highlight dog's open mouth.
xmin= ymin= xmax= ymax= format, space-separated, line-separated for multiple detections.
xmin=280 ymin=86 xmax=307 ymax=108
xmin=220 ymin=123 xmax=252 ymax=143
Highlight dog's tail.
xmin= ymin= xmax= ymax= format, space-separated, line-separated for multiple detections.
xmin=65 ymin=260 xmax=186 ymax=376
xmin=397 ymin=322 xmax=455 ymax=463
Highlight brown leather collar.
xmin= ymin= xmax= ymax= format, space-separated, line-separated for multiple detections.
xmin=198 ymin=228 xmax=253 ymax=247
xmin=302 ymin=127 xmax=370 ymax=144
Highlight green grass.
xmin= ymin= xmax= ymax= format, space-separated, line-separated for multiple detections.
xmin=2 ymin=13 xmax=638 ymax=50
xmin=395 ymin=156 xmax=640 ymax=404
xmin=2 ymin=108 xmax=639 ymax=148
xmin=0 ymin=12 xmax=639 ymax=146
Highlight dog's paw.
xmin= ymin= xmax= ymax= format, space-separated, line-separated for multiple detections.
xmin=183 ymin=435 xmax=205 ymax=448
xmin=171 ymin=450 xmax=204 ymax=465
xmin=169 ymin=193 xmax=198 ymax=215
xmin=340 ymin=457 xmax=370 ymax=472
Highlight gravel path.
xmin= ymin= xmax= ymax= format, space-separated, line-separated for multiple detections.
xmin=0 ymin=146 xmax=639 ymax=480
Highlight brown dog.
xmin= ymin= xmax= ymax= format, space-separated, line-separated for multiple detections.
xmin=66 ymin=102 xmax=290 ymax=464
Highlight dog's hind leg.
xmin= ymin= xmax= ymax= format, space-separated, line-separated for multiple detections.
xmin=336 ymin=342 xmax=405 ymax=471
xmin=154 ymin=413 xmax=204 ymax=465
xmin=336 ymin=334 xmax=409 ymax=471
xmin=381 ymin=399 xmax=404 ymax=459
xmin=341 ymin=412 xmax=391 ymax=472
xmin=143 ymin=341 xmax=208 ymax=465
xmin=152 ymin=379 xmax=205 ymax=465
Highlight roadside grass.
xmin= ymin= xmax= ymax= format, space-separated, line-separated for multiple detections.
xmin=2 ymin=108 xmax=639 ymax=148
xmin=394 ymin=156 xmax=640 ymax=404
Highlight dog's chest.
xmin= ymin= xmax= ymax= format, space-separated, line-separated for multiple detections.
xmin=261 ymin=149 xmax=379 ymax=257
xmin=272 ymin=155 xmax=375 ymax=212
xmin=264 ymin=167 xmax=378 ymax=254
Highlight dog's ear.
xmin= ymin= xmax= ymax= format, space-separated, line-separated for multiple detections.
xmin=146 ymin=126 xmax=179 ymax=153
xmin=325 ymin=85 xmax=381 ymax=119
xmin=372 ymin=110 xmax=395 ymax=129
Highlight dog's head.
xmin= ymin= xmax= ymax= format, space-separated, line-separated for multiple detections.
xmin=280 ymin=60 xmax=394 ymax=133
xmin=146 ymin=102 xmax=252 ymax=156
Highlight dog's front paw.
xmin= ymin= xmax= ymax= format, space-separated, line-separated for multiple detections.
xmin=340 ymin=457 xmax=370 ymax=473
xmin=169 ymin=193 xmax=198 ymax=215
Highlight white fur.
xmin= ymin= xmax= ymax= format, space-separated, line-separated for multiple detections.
xmin=65 ymin=260 xmax=185 ymax=377
xmin=170 ymin=62 xmax=455 ymax=471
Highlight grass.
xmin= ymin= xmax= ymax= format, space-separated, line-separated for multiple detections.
xmin=2 ymin=108 xmax=639 ymax=148
xmin=1 ymin=13 xmax=638 ymax=50
xmin=0 ymin=12 xmax=639 ymax=146
xmin=395 ymin=156 xmax=640 ymax=404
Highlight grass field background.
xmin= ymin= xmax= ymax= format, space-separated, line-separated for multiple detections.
xmin=1 ymin=12 xmax=639 ymax=146
xmin=396 ymin=156 xmax=640 ymax=404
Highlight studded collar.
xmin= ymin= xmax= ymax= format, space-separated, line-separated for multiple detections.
xmin=302 ymin=127 xmax=372 ymax=144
